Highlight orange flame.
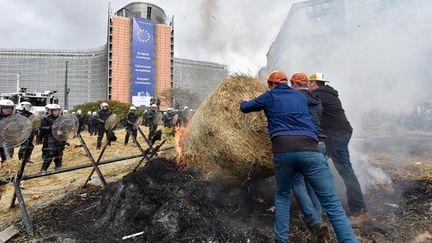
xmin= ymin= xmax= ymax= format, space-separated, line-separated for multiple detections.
xmin=174 ymin=125 xmax=189 ymax=164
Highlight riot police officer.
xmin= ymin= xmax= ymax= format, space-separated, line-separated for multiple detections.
xmin=146 ymin=104 xmax=158 ymax=139
xmin=180 ymin=106 xmax=191 ymax=126
xmin=124 ymin=106 xmax=139 ymax=145
xmin=75 ymin=110 xmax=84 ymax=134
xmin=0 ymin=99 xmax=15 ymax=166
xmin=86 ymin=111 xmax=93 ymax=135
xmin=17 ymin=101 xmax=35 ymax=164
xmin=164 ymin=108 xmax=177 ymax=128
xmin=96 ymin=102 xmax=113 ymax=149
xmin=89 ymin=111 xmax=97 ymax=136
xmin=40 ymin=104 xmax=66 ymax=172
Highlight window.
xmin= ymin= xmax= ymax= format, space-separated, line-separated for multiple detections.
xmin=314 ymin=4 xmax=322 ymax=11
xmin=306 ymin=6 xmax=313 ymax=12
xmin=323 ymin=2 xmax=331 ymax=9
xmin=147 ymin=6 xmax=152 ymax=19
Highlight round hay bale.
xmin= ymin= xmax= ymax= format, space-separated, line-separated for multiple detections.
xmin=182 ymin=75 xmax=273 ymax=185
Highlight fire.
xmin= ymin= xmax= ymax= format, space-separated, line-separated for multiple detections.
xmin=174 ymin=125 xmax=189 ymax=164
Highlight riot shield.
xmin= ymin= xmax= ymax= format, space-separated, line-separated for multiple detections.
xmin=28 ymin=114 xmax=42 ymax=132
xmin=155 ymin=112 xmax=163 ymax=125
xmin=105 ymin=114 xmax=119 ymax=130
xmin=52 ymin=113 xmax=79 ymax=141
xmin=143 ymin=113 xmax=149 ymax=127
xmin=0 ymin=114 xmax=32 ymax=148
xmin=133 ymin=116 xmax=144 ymax=130
xmin=171 ymin=114 xmax=179 ymax=127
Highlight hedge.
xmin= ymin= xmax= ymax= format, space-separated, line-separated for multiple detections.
xmin=73 ymin=100 xmax=144 ymax=126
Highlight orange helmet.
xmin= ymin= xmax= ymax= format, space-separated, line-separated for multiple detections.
xmin=266 ymin=70 xmax=288 ymax=83
xmin=290 ymin=72 xmax=308 ymax=84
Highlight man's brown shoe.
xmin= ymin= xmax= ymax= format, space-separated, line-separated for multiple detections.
xmin=349 ymin=210 xmax=368 ymax=227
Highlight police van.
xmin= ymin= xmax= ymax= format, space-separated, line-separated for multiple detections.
xmin=1 ymin=88 xmax=59 ymax=116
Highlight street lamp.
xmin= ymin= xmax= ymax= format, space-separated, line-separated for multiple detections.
xmin=64 ymin=60 xmax=70 ymax=110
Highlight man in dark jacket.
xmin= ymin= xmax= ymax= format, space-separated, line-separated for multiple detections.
xmin=96 ymin=102 xmax=113 ymax=149
xmin=156 ymin=98 xmax=161 ymax=110
xmin=40 ymin=104 xmax=66 ymax=172
xmin=240 ymin=70 xmax=356 ymax=243
xmin=124 ymin=106 xmax=139 ymax=145
xmin=308 ymin=72 xmax=368 ymax=226
xmin=289 ymin=73 xmax=327 ymax=239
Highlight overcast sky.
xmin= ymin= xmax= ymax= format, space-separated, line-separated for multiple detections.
xmin=0 ymin=0 xmax=299 ymax=73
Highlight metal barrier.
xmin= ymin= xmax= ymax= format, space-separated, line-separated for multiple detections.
xmin=3 ymin=127 xmax=173 ymax=235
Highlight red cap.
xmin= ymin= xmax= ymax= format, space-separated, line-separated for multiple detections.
xmin=266 ymin=70 xmax=288 ymax=83
xmin=290 ymin=72 xmax=308 ymax=84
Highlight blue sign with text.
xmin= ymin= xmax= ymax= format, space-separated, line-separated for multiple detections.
xmin=131 ymin=17 xmax=155 ymax=107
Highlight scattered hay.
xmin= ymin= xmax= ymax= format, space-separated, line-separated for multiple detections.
xmin=182 ymin=75 xmax=273 ymax=185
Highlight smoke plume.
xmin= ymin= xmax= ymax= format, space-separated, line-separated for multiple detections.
xmin=263 ymin=0 xmax=432 ymax=193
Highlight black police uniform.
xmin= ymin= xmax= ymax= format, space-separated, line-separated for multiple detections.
xmin=40 ymin=115 xmax=66 ymax=171
xmin=124 ymin=112 xmax=139 ymax=145
xmin=18 ymin=110 xmax=35 ymax=163
xmin=96 ymin=109 xmax=113 ymax=148
xmin=145 ymin=109 xmax=158 ymax=139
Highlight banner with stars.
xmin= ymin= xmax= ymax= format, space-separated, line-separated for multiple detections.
xmin=131 ymin=17 xmax=155 ymax=107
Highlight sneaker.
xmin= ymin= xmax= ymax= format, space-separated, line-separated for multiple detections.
xmin=349 ymin=209 xmax=368 ymax=227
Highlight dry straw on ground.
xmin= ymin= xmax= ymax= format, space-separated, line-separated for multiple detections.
xmin=182 ymin=75 xmax=273 ymax=185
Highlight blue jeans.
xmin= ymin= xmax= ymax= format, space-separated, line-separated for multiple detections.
xmin=292 ymin=144 xmax=327 ymax=225
xmin=325 ymin=133 xmax=367 ymax=214
xmin=273 ymin=151 xmax=357 ymax=243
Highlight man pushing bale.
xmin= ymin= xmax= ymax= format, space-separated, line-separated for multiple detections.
xmin=179 ymin=72 xmax=357 ymax=243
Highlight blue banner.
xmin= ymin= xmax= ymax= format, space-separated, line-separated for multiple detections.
xmin=131 ymin=17 xmax=155 ymax=107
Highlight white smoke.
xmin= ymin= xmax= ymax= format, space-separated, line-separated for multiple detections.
xmin=264 ymin=0 xmax=432 ymax=192
xmin=162 ymin=0 xmax=298 ymax=73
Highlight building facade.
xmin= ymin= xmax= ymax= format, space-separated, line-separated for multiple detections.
xmin=261 ymin=0 xmax=416 ymax=77
xmin=0 ymin=2 xmax=228 ymax=109
xmin=0 ymin=47 xmax=108 ymax=108
xmin=109 ymin=2 xmax=174 ymax=108
xmin=173 ymin=58 xmax=228 ymax=104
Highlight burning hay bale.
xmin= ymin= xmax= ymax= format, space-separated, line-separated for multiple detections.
xmin=180 ymin=75 xmax=273 ymax=185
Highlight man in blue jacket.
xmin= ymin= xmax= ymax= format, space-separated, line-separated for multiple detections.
xmin=240 ymin=70 xmax=356 ymax=243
